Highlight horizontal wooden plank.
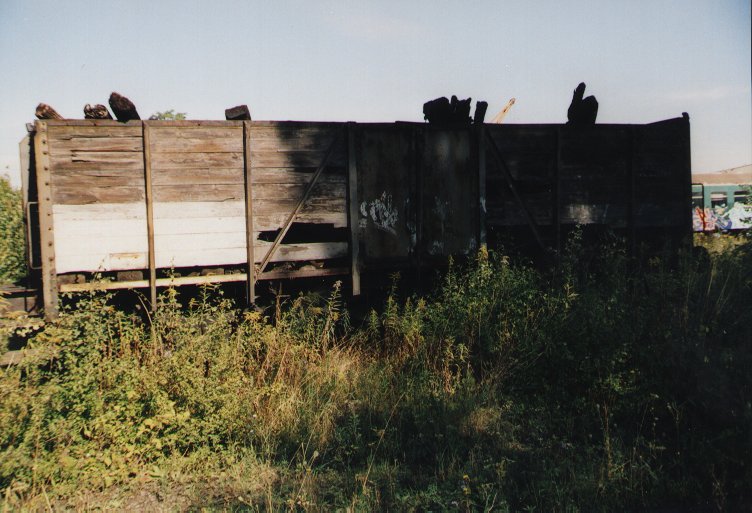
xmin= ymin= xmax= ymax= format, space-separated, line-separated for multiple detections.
xmin=50 ymin=153 xmax=144 ymax=172
xmin=53 ymin=202 xmax=347 ymax=236
xmin=53 ymin=203 xmax=146 ymax=221
xmin=252 ymin=168 xmax=346 ymax=184
xmin=150 ymin=133 xmax=243 ymax=153
xmin=249 ymin=148 xmax=347 ymax=168
xmin=51 ymin=202 xmax=350 ymax=273
xmin=254 ymin=196 xmax=346 ymax=216
xmin=52 ymin=186 xmax=144 ymax=204
xmin=148 ymin=127 xmax=242 ymax=139
xmin=150 ymin=152 xmax=243 ymax=169
xmin=52 ymin=170 xmax=145 ymax=188
xmin=250 ymin=126 xmax=342 ymax=150
xmin=154 ymin=184 xmax=244 ymax=202
xmin=151 ymin=181 xmax=346 ymax=203
xmin=151 ymin=168 xmax=245 ymax=186
xmin=47 ymin=125 xmax=142 ymax=137
xmin=50 ymin=160 xmax=145 ymax=173
xmin=255 ymin=212 xmax=347 ymax=229
xmin=153 ymin=201 xmax=345 ymax=225
xmin=60 ymin=273 xmax=247 ymax=292
xmin=54 ymin=237 xmax=348 ymax=272
xmin=50 ymin=136 xmax=143 ymax=154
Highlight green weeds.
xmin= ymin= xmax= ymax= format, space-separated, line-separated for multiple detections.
xmin=0 ymin=175 xmax=25 ymax=284
xmin=0 ymin=235 xmax=750 ymax=511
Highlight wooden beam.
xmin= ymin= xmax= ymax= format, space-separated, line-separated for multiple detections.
xmin=477 ymin=125 xmax=487 ymax=248
xmin=257 ymin=129 xmax=343 ymax=274
xmin=347 ymin=123 xmax=361 ymax=295
xmin=33 ymin=121 xmax=59 ymax=319
xmin=485 ymin=128 xmax=547 ymax=252
xmin=142 ymin=122 xmax=157 ymax=309
xmin=58 ymin=267 xmax=350 ymax=293
xmin=681 ymin=113 xmax=693 ymax=244
xmin=627 ymin=126 xmax=637 ymax=257
xmin=243 ymin=121 xmax=255 ymax=304
xmin=554 ymin=127 xmax=562 ymax=257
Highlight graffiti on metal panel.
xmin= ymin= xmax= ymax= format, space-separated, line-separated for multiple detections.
xmin=693 ymin=203 xmax=752 ymax=231
xmin=360 ymin=192 xmax=398 ymax=235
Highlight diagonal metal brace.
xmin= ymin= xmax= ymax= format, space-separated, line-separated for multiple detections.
xmin=485 ymin=128 xmax=548 ymax=252
xmin=257 ymin=128 xmax=344 ymax=275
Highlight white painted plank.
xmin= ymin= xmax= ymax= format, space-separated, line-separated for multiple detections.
xmin=52 ymin=202 xmax=348 ymax=273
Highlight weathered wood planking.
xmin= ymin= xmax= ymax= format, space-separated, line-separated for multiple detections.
xmin=47 ymin=124 xmax=145 ymax=205
xmin=249 ymin=125 xmax=347 ymax=168
xmin=52 ymin=201 xmax=349 ymax=273
xmin=422 ymin=128 xmax=477 ymax=256
xmin=50 ymin=137 xmax=143 ymax=153
xmin=356 ymin=126 xmax=415 ymax=260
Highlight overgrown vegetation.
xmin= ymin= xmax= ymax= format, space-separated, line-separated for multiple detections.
xmin=0 ymin=175 xmax=25 ymax=284
xmin=1 ymin=232 xmax=749 ymax=511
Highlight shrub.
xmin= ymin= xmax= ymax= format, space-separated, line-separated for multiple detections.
xmin=0 ymin=175 xmax=25 ymax=284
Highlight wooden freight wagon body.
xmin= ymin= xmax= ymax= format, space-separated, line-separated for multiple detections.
xmin=20 ymin=115 xmax=691 ymax=319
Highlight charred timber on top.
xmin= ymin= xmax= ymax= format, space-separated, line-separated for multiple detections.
xmin=35 ymin=103 xmax=63 ymax=120
xmin=109 ymin=92 xmax=140 ymax=122
xmin=225 ymin=105 xmax=252 ymax=121
xmin=423 ymin=95 xmax=482 ymax=124
xmin=567 ymin=82 xmax=598 ymax=125
xmin=83 ymin=104 xmax=113 ymax=119
xmin=474 ymin=101 xmax=488 ymax=124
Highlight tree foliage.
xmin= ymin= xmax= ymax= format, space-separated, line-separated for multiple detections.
xmin=0 ymin=175 xmax=26 ymax=284
xmin=148 ymin=110 xmax=187 ymax=121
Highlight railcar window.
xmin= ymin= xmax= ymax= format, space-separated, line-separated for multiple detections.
xmin=692 ymin=191 xmax=704 ymax=208
xmin=733 ymin=190 xmax=749 ymax=204
xmin=710 ymin=192 xmax=727 ymax=208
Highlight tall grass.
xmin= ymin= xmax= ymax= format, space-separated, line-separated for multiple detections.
xmin=0 ymin=235 xmax=750 ymax=511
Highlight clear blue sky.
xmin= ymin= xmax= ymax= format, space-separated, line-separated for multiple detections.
xmin=1 ymin=0 xmax=750 ymax=186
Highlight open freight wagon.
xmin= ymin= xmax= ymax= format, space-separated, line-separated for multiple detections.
xmin=19 ymin=115 xmax=692 ymax=319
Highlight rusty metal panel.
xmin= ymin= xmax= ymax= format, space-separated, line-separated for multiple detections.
xmin=356 ymin=125 xmax=415 ymax=261
xmin=421 ymin=127 xmax=477 ymax=257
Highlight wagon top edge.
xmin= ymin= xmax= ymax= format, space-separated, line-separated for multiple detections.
xmin=30 ymin=115 xmax=690 ymax=131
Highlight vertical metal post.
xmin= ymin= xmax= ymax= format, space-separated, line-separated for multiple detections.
xmin=347 ymin=123 xmax=361 ymax=296
xmin=243 ymin=121 xmax=256 ymax=304
xmin=142 ymin=122 xmax=157 ymax=310
xmin=33 ymin=121 xmax=59 ymax=320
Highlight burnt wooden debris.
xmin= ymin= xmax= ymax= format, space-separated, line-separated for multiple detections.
xmin=225 ymin=105 xmax=252 ymax=120
xmin=83 ymin=104 xmax=113 ymax=119
xmin=473 ymin=101 xmax=488 ymax=124
xmin=20 ymin=116 xmax=692 ymax=320
xmin=109 ymin=92 xmax=141 ymax=121
xmin=423 ymin=95 xmax=479 ymax=124
xmin=35 ymin=103 xmax=63 ymax=120
xmin=567 ymin=82 xmax=598 ymax=125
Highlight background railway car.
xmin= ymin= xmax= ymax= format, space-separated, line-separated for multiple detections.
xmin=692 ymin=165 xmax=752 ymax=231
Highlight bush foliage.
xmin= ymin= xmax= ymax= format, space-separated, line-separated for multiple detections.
xmin=0 ymin=175 xmax=25 ymax=284
xmin=1 ymin=236 xmax=751 ymax=511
